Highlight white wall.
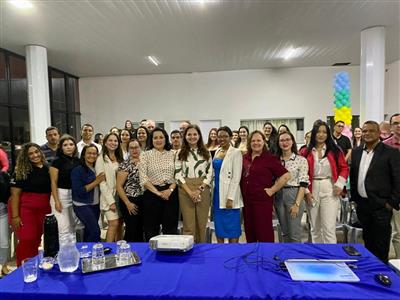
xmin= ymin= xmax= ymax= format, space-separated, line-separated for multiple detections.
xmin=385 ymin=60 xmax=400 ymax=115
xmin=79 ymin=62 xmax=399 ymax=134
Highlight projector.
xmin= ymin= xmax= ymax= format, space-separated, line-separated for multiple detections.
xmin=149 ymin=235 xmax=194 ymax=252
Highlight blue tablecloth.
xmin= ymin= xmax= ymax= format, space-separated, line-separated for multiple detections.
xmin=1 ymin=243 xmax=400 ymax=300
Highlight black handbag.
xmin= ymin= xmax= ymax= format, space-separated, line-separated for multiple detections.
xmin=0 ymin=171 xmax=11 ymax=204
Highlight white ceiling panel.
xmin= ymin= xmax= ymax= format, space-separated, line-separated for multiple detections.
xmin=1 ymin=0 xmax=399 ymax=77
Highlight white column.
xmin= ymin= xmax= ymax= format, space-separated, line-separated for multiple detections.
xmin=360 ymin=26 xmax=385 ymax=124
xmin=25 ymin=45 xmax=51 ymax=145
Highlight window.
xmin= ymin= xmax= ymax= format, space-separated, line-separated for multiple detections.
xmin=0 ymin=52 xmax=7 ymax=104
xmin=48 ymin=68 xmax=81 ymax=140
xmin=0 ymin=48 xmax=81 ymax=168
xmin=9 ymin=55 xmax=28 ymax=106
xmin=241 ymin=118 xmax=305 ymax=144
xmin=327 ymin=116 xmax=360 ymax=131
xmin=240 ymin=118 xmax=303 ymax=134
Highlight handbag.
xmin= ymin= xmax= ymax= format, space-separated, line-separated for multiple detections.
xmin=0 ymin=172 xmax=11 ymax=204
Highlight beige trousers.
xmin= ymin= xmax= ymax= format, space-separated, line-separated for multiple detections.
xmin=178 ymin=178 xmax=211 ymax=243
xmin=307 ymin=179 xmax=340 ymax=244
xmin=392 ymin=209 xmax=400 ymax=258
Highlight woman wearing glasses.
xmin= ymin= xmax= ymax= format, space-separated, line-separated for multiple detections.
xmin=275 ymin=131 xmax=309 ymax=243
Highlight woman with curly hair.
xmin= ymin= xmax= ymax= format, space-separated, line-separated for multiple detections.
xmin=9 ymin=143 xmax=51 ymax=266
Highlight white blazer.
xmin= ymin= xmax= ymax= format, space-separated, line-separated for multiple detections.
xmin=214 ymin=146 xmax=243 ymax=209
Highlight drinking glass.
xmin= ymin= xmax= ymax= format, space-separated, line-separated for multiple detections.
xmin=22 ymin=258 xmax=38 ymax=283
xmin=91 ymin=243 xmax=105 ymax=270
xmin=116 ymin=240 xmax=126 ymax=262
xmin=118 ymin=242 xmax=131 ymax=266
xmin=80 ymin=245 xmax=91 ymax=258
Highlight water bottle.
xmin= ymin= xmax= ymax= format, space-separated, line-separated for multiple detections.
xmin=57 ymin=234 xmax=80 ymax=272
xmin=43 ymin=214 xmax=59 ymax=257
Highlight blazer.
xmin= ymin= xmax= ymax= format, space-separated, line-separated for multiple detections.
xmin=214 ymin=146 xmax=243 ymax=209
xmin=350 ymin=142 xmax=400 ymax=210
xmin=300 ymin=147 xmax=349 ymax=193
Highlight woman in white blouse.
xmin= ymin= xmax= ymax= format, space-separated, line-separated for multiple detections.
xmin=300 ymin=121 xmax=349 ymax=244
xmin=95 ymin=133 xmax=124 ymax=242
xmin=139 ymin=127 xmax=178 ymax=241
xmin=175 ymin=125 xmax=213 ymax=243
xmin=119 ymin=129 xmax=132 ymax=160
xmin=275 ymin=131 xmax=309 ymax=243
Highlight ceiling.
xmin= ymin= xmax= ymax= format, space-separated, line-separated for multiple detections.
xmin=1 ymin=0 xmax=399 ymax=77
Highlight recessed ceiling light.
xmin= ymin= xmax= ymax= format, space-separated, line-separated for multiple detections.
xmin=279 ymin=47 xmax=305 ymax=60
xmin=8 ymin=0 xmax=33 ymax=9
xmin=147 ymin=56 xmax=160 ymax=66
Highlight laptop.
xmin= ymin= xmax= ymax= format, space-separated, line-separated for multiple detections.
xmin=285 ymin=259 xmax=360 ymax=282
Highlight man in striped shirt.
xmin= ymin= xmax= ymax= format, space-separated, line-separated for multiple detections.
xmin=40 ymin=126 xmax=60 ymax=165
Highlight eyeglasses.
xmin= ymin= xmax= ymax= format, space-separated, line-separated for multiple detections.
xmin=392 ymin=122 xmax=400 ymax=126
xmin=336 ymin=125 xmax=344 ymax=128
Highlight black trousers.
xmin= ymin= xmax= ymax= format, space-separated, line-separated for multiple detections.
xmin=143 ymin=186 xmax=179 ymax=241
xmin=356 ymin=199 xmax=392 ymax=263
xmin=119 ymin=195 xmax=144 ymax=242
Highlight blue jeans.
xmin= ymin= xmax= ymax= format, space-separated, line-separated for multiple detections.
xmin=73 ymin=204 xmax=100 ymax=242
xmin=0 ymin=204 xmax=9 ymax=265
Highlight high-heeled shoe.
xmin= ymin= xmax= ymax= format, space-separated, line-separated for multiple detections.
xmin=1 ymin=266 xmax=11 ymax=276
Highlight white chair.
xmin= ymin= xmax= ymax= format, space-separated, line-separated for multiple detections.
xmin=273 ymin=219 xmax=283 ymax=242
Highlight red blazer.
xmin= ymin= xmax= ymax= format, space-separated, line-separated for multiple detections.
xmin=300 ymin=147 xmax=349 ymax=193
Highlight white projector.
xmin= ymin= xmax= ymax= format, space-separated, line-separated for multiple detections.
xmin=149 ymin=235 xmax=194 ymax=252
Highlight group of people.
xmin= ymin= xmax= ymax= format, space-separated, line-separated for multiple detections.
xmin=0 ymin=114 xmax=399 ymax=274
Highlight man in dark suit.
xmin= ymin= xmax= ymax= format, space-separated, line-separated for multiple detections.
xmin=350 ymin=120 xmax=400 ymax=263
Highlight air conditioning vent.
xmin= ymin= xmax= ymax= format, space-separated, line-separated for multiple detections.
xmin=332 ymin=62 xmax=351 ymax=66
